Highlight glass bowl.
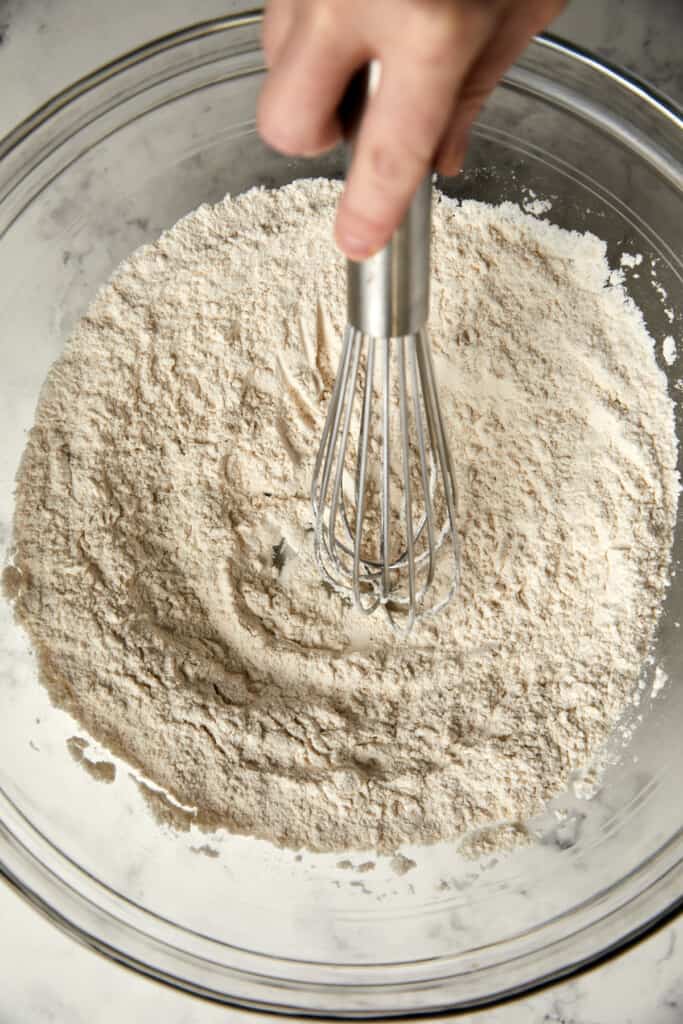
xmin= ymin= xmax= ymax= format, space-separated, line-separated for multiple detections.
xmin=0 ymin=13 xmax=681 ymax=1018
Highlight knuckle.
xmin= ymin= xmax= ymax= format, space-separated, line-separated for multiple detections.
xmin=410 ymin=23 xmax=459 ymax=66
xmin=368 ymin=137 xmax=430 ymax=183
xmin=398 ymin=2 xmax=462 ymax=62
xmin=384 ymin=0 xmax=496 ymax=68
xmin=304 ymin=0 xmax=346 ymax=40
xmin=368 ymin=143 xmax=403 ymax=182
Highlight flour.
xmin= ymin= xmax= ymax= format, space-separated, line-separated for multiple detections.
xmin=66 ymin=737 xmax=116 ymax=784
xmin=663 ymin=336 xmax=677 ymax=366
xmin=3 ymin=179 xmax=678 ymax=854
xmin=521 ymin=191 xmax=553 ymax=217
xmin=620 ymin=252 xmax=643 ymax=269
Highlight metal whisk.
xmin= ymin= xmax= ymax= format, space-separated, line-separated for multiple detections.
xmin=311 ymin=78 xmax=460 ymax=632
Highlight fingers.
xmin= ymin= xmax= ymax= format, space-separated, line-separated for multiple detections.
xmin=258 ymin=7 xmax=365 ymax=157
xmin=436 ymin=0 xmax=567 ymax=174
xmin=336 ymin=14 xmax=494 ymax=260
xmin=258 ymin=0 xmax=567 ymax=259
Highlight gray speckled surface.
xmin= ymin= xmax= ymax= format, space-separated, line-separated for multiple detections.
xmin=554 ymin=0 xmax=683 ymax=104
xmin=0 ymin=2 xmax=681 ymax=1022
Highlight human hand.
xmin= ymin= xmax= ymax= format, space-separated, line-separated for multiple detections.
xmin=258 ymin=0 xmax=565 ymax=260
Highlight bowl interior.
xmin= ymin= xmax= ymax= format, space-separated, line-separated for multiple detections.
xmin=0 ymin=19 xmax=681 ymax=1016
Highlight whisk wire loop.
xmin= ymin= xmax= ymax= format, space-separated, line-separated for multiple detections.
xmin=410 ymin=332 xmax=437 ymax=596
xmin=311 ymin=325 xmax=460 ymax=630
xmin=396 ymin=336 xmax=417 ymax=633
xmin=415 ymin=332 xmax=461 ymax=615
xmin=381 ymin=336 xmax=392 ymax=604
xmin=352 ymin=335 xmax=380 ymax=613
xmin=326 ymin=327 xmax=363 ymax=580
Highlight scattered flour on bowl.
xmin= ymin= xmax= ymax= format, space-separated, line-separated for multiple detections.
xmin=521 ymin=189 xmax=553 ymax=217
xmin=663 ymin=335 xmax=677 ymax=366
xmin=620 ymin=251 xmax=643 ymax=270
xmin=2 ymin=179 xmax=678 ymax=854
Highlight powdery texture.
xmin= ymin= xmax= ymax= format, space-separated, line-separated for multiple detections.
xmin=4 ymin=180 xmax=678 ymax=853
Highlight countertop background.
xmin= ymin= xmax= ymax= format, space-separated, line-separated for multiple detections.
xmin=0 ymin=1 xmax=681 ymax=1021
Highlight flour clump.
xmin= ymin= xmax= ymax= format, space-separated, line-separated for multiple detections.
xmin=4 ymin=179 xmax=677 ymax=853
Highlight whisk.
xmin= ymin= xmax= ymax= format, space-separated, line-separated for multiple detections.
xmin=311 ymin=71 xmax=460 ymax=633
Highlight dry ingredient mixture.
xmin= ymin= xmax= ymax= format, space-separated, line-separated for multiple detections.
xmin=3 ymin=179 xmax=678 ymax=854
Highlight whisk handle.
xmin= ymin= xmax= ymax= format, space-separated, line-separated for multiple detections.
xmin=347 ymin=174 xmax=431 ymax=337
xmin=341 ymin=65 xmax=432 ymax=337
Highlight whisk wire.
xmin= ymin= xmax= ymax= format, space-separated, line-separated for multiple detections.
xmin=410 ymin=331 xmax=437 ymax=596
xmin=381 ymin=336 xmax=391 ymax=603
xmin=416 ymin=333 xmax=461 ymax=613
xmin=396 ymin=336 xmax=417 ymax=633
xmin=327 ymin=328 xmax=363 ymax=580
xmin=312 ymin=324 xmax=352 ymax=509
xmin=352 ymin=335 xmax=380 ymax=613
xmin=311 ymin=323 xmax=460 ymax=629
xmin=312 ymin=325 xmax=355 ymax=590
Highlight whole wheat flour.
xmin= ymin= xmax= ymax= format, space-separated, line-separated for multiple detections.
xmin=3 ymin=179 xmax=678 ymax=853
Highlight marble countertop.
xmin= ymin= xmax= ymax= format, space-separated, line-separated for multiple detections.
xmin=0 ymin=1 xmax=681 ymax=1022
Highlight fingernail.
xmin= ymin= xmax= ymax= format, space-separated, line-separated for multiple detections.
xmin=340 ymin=234 xmax=373 ymax=260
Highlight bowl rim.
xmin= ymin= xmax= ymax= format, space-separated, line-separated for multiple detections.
xmin=0 ymin=16 xmax=680 ymax=165
xmin=0 ymin=10 xmax=681 ymax=1018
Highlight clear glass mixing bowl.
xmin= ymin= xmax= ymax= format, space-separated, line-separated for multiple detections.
xmin=0 ymin=13 xmax=681 ymax=1018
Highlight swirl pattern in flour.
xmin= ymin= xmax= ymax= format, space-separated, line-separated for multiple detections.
xmin=3 ymin=179 xmax=677 ymax=853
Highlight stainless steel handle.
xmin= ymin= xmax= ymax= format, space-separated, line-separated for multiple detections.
xmin=347 ymin=174 xmax=432 ymax=337
xmin=341 ymin=64 xmax=432 ymax=338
